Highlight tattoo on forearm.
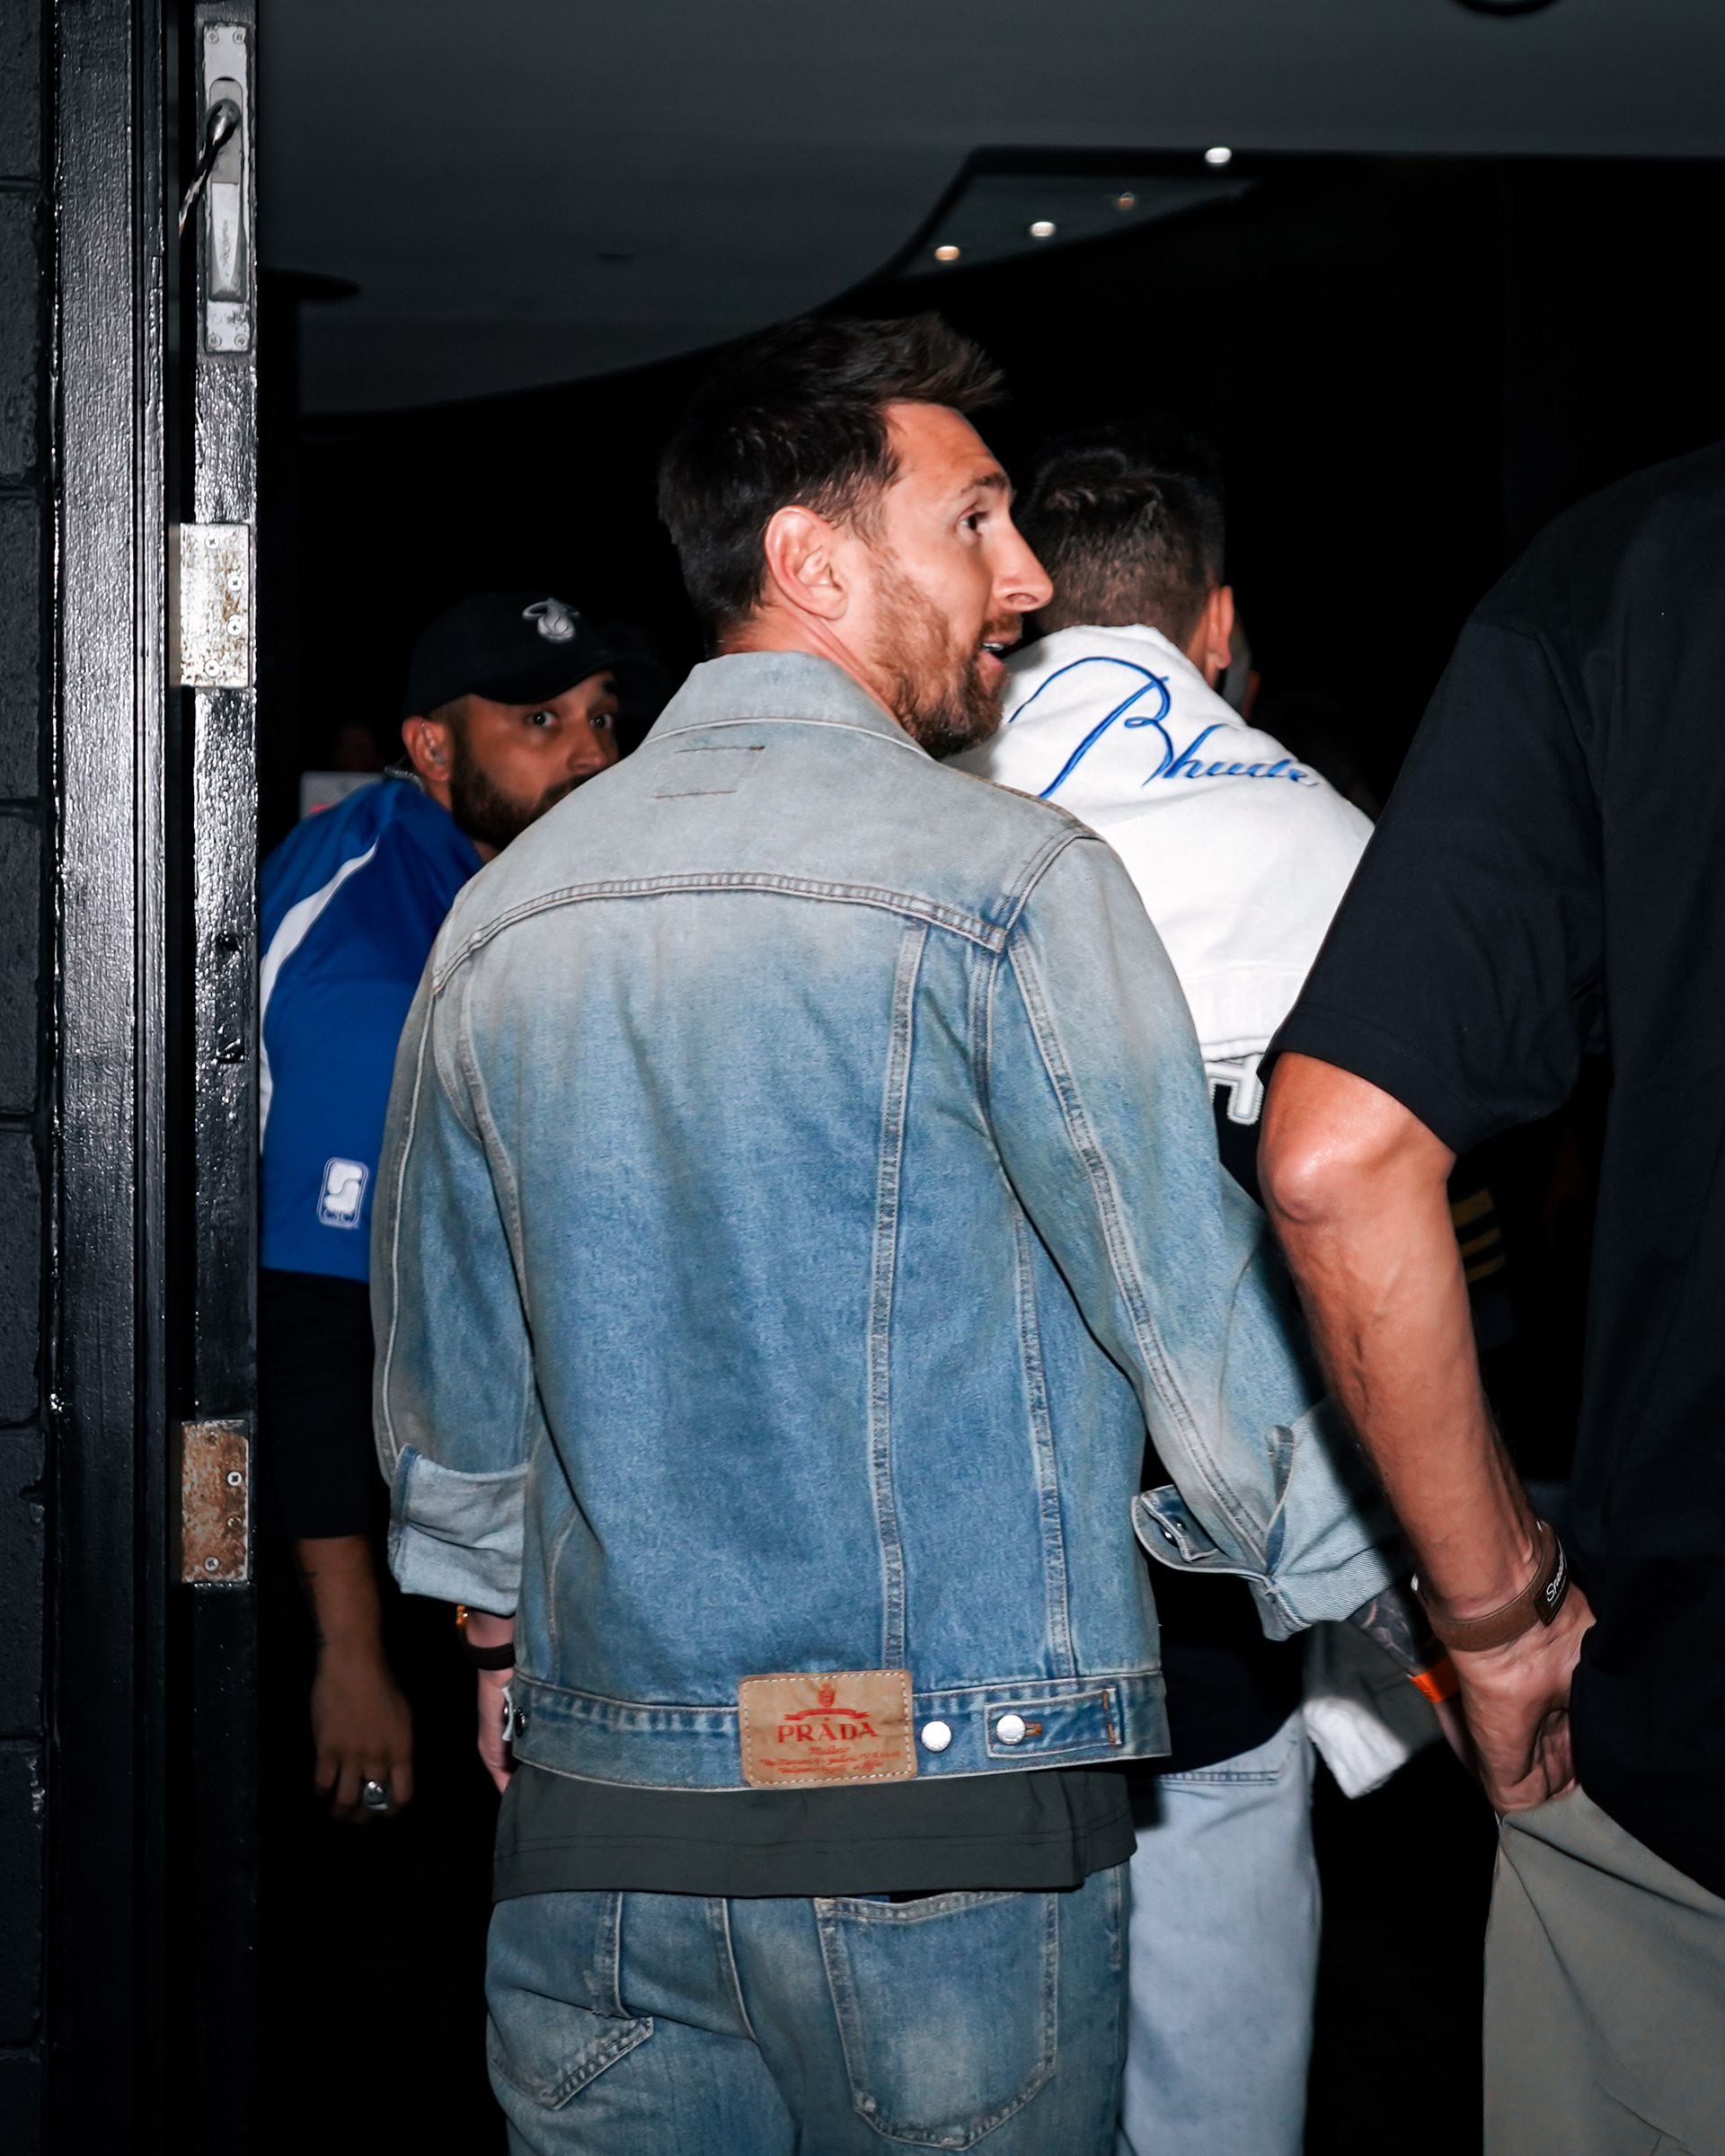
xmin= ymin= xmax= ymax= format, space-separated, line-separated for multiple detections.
xmin=1348 ymin=1580 xmax=1440 ymax=1676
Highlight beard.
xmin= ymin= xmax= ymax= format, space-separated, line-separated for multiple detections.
xmin=870 ymin=556 xmax=1008 ymax=761
xmin=447 ymin=739 xmax=579 ymax=852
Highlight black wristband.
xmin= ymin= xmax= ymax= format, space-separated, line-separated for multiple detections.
xmin=462 ymin=1637 xmax=516 ymax=1670
xmin=456 ymin=1605 xmax=516 ymax=1670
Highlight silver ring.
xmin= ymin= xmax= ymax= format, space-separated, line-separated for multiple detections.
xmin=359 ymin=1777 xmax=391 ymax=1813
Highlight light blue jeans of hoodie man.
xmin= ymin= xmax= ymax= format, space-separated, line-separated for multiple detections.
xmin=1119 ymin=1713 xmax=1320 ymax=2156
xmin=487 ymin=1867 xmax=1129 ymax=2154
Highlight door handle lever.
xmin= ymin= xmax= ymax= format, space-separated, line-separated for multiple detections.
xmin=193 ymin=24 xmax=252 ymax=354
xmin=177 ymin=98 xmax=239 ymax=240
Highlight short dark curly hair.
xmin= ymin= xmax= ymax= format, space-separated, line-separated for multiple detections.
xmin=658 ymin=314 xmax=1003 ymax=636
xmin=1020 ymin=420 xmax=1225 ymax=643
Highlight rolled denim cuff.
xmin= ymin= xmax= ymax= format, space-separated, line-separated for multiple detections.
xmin=1135 ymin=1399 xmax=1402 ymax=1639
xmin=386 ymin=1445 xmax=525 ymax=1613
xmin=1263 ymin=1396 xmax=1402 ymax=1627
xmin=1135 ymin=1482 xmax=1399 ymax=1639
xmin=1248 ymin=1541 xmax=1402 ymax=1637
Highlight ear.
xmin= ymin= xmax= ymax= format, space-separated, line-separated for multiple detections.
xmin=401 ymin=712 xmax=453 ymax=794
xmin=1187 ymin=584 xmax=1235 ymax=688
xmin=760 ymin=505 xmax=848 ymax=623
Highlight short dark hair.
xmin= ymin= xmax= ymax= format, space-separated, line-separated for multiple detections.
xmin=658 ymin=314 xmax=1003 ymax=635
xmin=1019 ymin=420 xmax=1225 ymax=642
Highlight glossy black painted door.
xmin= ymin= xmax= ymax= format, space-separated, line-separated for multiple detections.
xmin=172 ymin=0 xmax=263 ymax=2140
xmin=50 ymin=0 xmax=261 ymax=2143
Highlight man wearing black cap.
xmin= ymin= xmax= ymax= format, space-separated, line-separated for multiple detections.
xmin=258 ymin=592 xmax=624 ymax=1820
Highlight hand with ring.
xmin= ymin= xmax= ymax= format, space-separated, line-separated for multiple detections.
xmin=309 ymin=1643 xmax=414 ymax=1824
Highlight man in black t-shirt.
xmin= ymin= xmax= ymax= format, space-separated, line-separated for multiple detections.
xmin=1262 ymin=445 xmax=1725 ymax=2156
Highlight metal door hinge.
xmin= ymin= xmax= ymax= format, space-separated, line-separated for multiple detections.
xmin=169 ymin=522 xmax=252 ymax=687
xmin=175 ymin=1417 xmax=252 ymax=1586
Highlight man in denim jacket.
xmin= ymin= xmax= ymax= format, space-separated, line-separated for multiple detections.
xmin=372 ymin=315 xmax=1395 ymax=2153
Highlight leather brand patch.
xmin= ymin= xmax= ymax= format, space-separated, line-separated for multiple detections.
xmin=738 ymin=1669 xmax=917 ymax=1789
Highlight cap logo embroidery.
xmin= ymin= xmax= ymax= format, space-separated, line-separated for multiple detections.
xmin=522 ymin=598 xmax=578 ymax=644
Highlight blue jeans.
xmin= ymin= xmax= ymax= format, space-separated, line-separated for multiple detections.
xmin=1119 ymin=1712 xmax=1320 ymax=2156
xmin=485 ymin=1866 xmax=1128 ymax=2153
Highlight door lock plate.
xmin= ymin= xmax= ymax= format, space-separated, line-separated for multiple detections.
xmin=176 ymin=1417 xmax=252 ymax=1585
xmin=169 ymin=522 xmax=252 ymax=687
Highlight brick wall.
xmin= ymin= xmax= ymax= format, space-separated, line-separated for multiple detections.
xmin=0 ymin=3 xmax=50 ymax=2144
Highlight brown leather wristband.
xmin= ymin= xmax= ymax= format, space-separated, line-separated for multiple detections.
xmin=1415 ymin=1520 xmax=1571 ymax=1654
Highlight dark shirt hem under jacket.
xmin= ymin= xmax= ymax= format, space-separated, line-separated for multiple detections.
xmin=493 ymin=1761 xmax=1135 ymax=1901
xmin=1273 ymin=440 xmax=1725 ymax=1901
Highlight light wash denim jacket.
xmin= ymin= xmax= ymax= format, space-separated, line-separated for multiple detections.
xmin=373 ymin=653 xmax=1394 ymax=1789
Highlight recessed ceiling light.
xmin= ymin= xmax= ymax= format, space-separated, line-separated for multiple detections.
xmin=1029 ymin=219 xmax=1057 ymax=239
xmin=1114 ymin=192 xmax=1137 ymax=211
xmin=1204 ymin=146 xmax=1234 ymax=167
xmin=933 ymin=243 xmax=961 ymax=262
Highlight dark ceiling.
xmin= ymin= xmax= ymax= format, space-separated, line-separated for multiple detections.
xmin=263 ymin=0 xmax=1725 ymax=413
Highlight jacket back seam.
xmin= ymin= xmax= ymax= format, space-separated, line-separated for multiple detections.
xmin=1003 ymin=929 xmax=1261 ymax=1556
xmin=867 ymin=919 xmax=925 ymax=1668
xmin=376 ymin=991 xmax=436 ymax=1474
xmin=452 ymin=971 xmax=543 ymax=1473
xmin=432 ymin=874 xmax=1008 ymax=989
xmin=645 ymin=712 xmax=928 ymax=754
xmin=1011 ymin=1207 xmax=1077 ymax=1677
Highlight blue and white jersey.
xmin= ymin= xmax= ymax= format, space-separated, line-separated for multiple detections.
xmin=260 ymin=773 xmax=482 ymax=1281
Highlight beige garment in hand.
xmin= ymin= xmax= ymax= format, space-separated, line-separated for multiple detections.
xmin=1485 ymin=1787 xmax=1725 ymax=2156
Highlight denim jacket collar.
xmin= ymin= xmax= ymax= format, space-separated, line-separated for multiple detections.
xmin=647 ymin=650 xmax=925 ymax=755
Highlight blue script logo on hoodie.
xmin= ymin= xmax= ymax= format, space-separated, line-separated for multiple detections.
xmin=1006 ymin=658 xmax=1316 ymax=800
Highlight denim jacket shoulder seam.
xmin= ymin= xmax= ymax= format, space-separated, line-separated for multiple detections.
xmin=993 ymin=821 xmax=1097 ymax=942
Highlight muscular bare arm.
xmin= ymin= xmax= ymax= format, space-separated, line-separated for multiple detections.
xmin=1261 ymin=1053 xmax=1594 ymax=1810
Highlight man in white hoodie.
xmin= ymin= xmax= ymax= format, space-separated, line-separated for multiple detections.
xmin=954 ymin=427 xmax=1380 ymax=2156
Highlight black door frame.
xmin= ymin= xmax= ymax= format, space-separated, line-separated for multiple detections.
xmin=175 ymin=2 xmax=262 ymax=2137
xmin=51 ymin=0 xmax=171 ymax=2139
xmin=50 ymin=0 xmax=260 ymax=2141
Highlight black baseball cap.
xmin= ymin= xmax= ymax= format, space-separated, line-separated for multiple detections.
xmin=402 ymin=591 xmax=625 ymax=718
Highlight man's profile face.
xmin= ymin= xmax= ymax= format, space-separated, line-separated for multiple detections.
xmin=442 ymin=671 xmax=621 ymax=851
xmin=848 ymin=403 xmax=1052 ymax=759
